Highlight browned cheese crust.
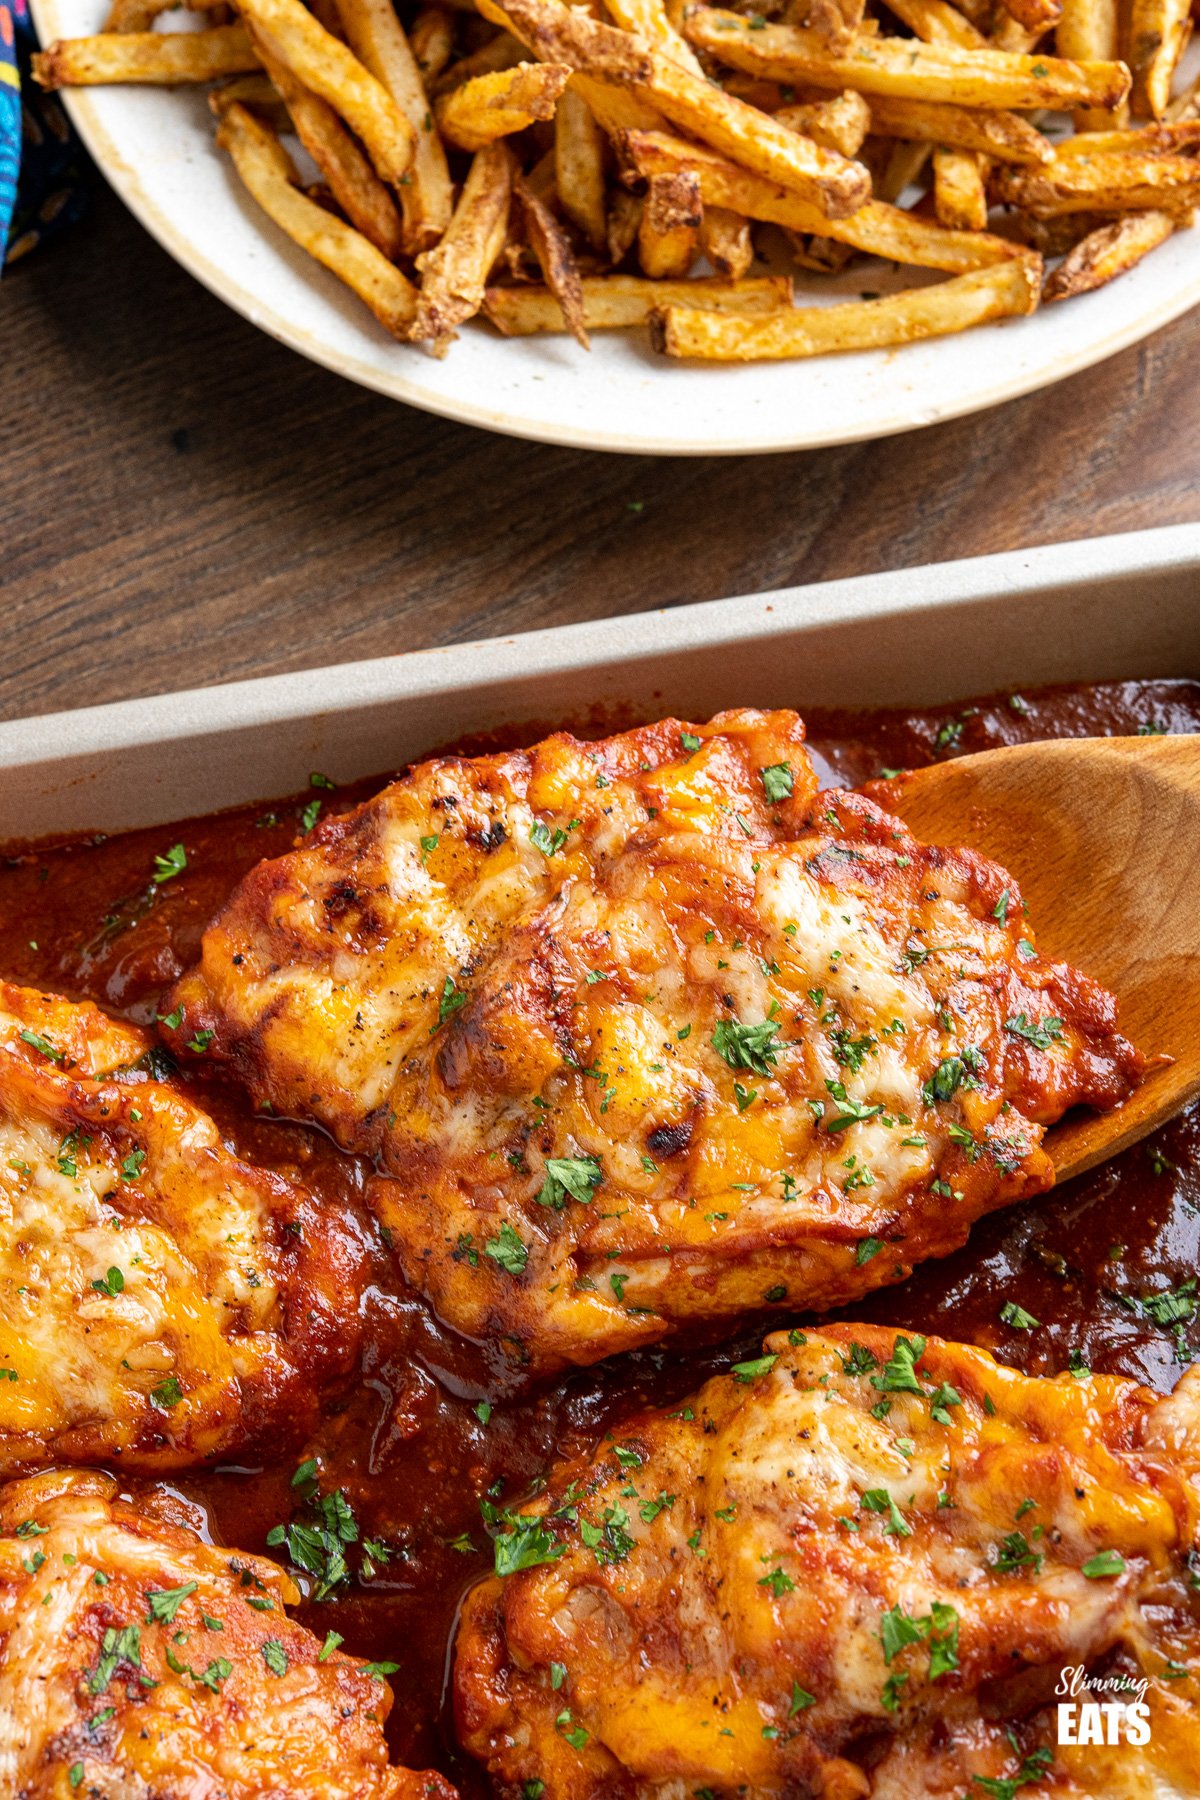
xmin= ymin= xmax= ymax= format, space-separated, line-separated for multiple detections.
xmin=455 ymin=1324 xmax=1200 ymax=1800
xmin=0 ymin=982 xmax=373 ymax=1471
xmin=167 ymin=711 xmax=1142 ymax=1372
xmin=0 ymin=1467 xmax=456 ymax=1799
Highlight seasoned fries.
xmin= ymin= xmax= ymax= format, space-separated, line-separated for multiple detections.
xmin=1042 ymin=204 xmax=1178 ymax=292
xmin=252 ymin=32 xmax=405 ymax=256
xmin=234 ymin=0 xmax=417 ymax=183
xmin=34 ymin=24 xmax=258 ymax=86
xmin=414 ymin=139 xmax=513 ymax=347
xmin=484 ymin=272 xmax=793 ymax=329
xmin=651 ymin=256 xmax=1039 ymax=356
xmin=554 ymin=87 xmax=608 ymax=249
xmin=436 ymin=60 xmax=571 ymax=148
xmin=933 ymin=144 xmax=989 ymax=227
xmin=683 ymin=9 xmax=1131 ymax=111
xmin=34 ymin=0 xmax=1200 ymax=366
xmin=334 ymin=0 xmax=453 ymax=248
xmin=214 ymin=101 xmax=417 ymax=332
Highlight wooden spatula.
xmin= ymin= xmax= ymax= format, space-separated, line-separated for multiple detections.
xmin=876 ymin=734 xmax=1200 ymax=1183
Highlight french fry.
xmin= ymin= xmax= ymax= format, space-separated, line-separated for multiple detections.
xmin=608 ymin=185 xmax=644 ymax=260
xmin=209 ymin=72 xmax=291 ymax=129
xmin=604 ymin=0 xmax=705 ymax=71
xmin=989 ymin=12 xmax=1042 ymax=49
xmin=1049 ymin=118 xmax=1200 ymax=151
xmin=775 ymin=89 xmax=871 ymax=154
xmin=788 ymin=0 xmax=865 ymax=51
xmin=876 ymin=136 xmax=933 ymax=198
xmin=433 ymin=29 xmax=527 ymax=93
xmin=513 ymin=169 xmax=589 ymax=344
xmin=933 ymin=144 xmax=989 ymax=225
xmin=33 ymin=24 xmax=258 ymax=88
xmin=410 ymin=7 xmax=456 ymax=82
xmin=334 ymin=0 xmax=454 ymax=249
xmin=650 ymin=255 xmax=1040 ymax=358
xmin=491 ymin=0 xmax=871 ymax=216
xmin=1042 ymin=204 xmax=1177 ymax=294
xmin=415 ymin=140 xmax=514 ymax=347
xmin=700 ymin=203 xmax=755 ymax=274
xmin=683 ymin=8 xmax=1131 ymax=111
xmin=1128 ymin=0 xmax=1191 ymax=119
xmin=213 ymin=101 xmax=417 ymax=334
xmin=638 ymin=168 xmax=702 ymax=273
xmin=995 ymin=0 xmax=1060 ymax=40
xmin=621 ymin=126 xmax=1026 ymax=268
xmin=436 ymin=60 xmax=572 ymax=148
xmin=484 ymin=271 xmax=793 ymax=329
xmin=867 ymin=92 xmax=1051 ymax=161
xmin=233 ymin=0 xmax=416 ymax=185
xmin=250 ymin=32 xmax=404 ymax=260
xmin=1057 ymin=0 xmax=1123 ymax=126
xmin=880 ymin=0 xmax=985 ymax=47
xmin=556 ymin=85 xmax=609 ymax=249
xmin=991 ymin=143 xmax=1200 ymax=212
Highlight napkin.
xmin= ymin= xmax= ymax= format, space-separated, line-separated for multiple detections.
xmin=1 ymin=0 xmax=88 ymax=270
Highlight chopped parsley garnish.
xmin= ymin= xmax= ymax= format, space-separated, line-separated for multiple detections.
xmin=150 ymin=1376 xmax=183 ymax=1411
xmin=120 ymin=1149 xmax=146 ymax=1182
xmin=711 ymin=1013 xmax=782 ymax=1077
xmin=261 ymin=1639 xmax=289 ymax=1676
xmin=89 ymin=1625 xmax=142 ymax=1694
xmin=266 ymin=1481 xmax=361 ymax=1600
xmin=856 ymin=1236 xmax=884 ymax=1266
xmin=871 ymin=1334 xmax=926 ymax=1395
xmin=1004 ymin=1013 xmax=1064 ymax=1050
xmin=483 ymin=1222 xmax=528 ymax=1275
xmin=788 ymin=1679 xmax=816 ymax=1715
xmin=530 ymin=820 xmax=572 ymax=858
xmin=731 ymin=1354 xmax=778 ymax=1383
xmin=433 ymin=974 xmax=467 ymax=1032
xmin=758 ymin=1566 xmax=795 ymax=1598
xmin=824 ymin=1079 xmax=883 ymax=1133
xmin=681 ymin=731 xmax=701 ymax=754
xmin=146 ymin=1580 xmax=197 ymax=1625
xmin=580 ymin=1502 xmax=635 ymax=1566
xmin=300 ymin=799 xmax=322 ymax=834
xmin=1081 ymin=1549 xmax=1126 ymax=1578
xmin=999 ymin=1301 xmax=1040 ymax=1330
xmin=18 ymin=1027 xmax=63 ymax=1064
xmin=971 ymin=1746 xmax=1053 ymax=1798
xmin=492 ymin=1512 xmax=567 ymax=1577
xmin=535 ymin=1156 xmax=602 ymax=1210
xmin=152 ymin=843 xmax=187 ymax=884
xmin=761 ymin=762 xmax=794 ymax=804
xmin=91 ymin=1266 xmax=125 ymax=1297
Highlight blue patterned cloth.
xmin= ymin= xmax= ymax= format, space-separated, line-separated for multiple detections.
xmin=1 ymin=0 xmax=89 ymax=270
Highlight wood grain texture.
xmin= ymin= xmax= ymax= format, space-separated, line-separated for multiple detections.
xmin=881 ymin=734 xmax=1200 ymax=1182
xmin=5 ymin=178 xmax=1200 ymax=726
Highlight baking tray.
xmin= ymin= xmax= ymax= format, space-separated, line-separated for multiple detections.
xmin=4 ymin=521 xmax=1200 ymax=843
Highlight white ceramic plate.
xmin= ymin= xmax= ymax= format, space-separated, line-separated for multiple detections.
xmin=32 ymin=0 xmax=1200 ymax=454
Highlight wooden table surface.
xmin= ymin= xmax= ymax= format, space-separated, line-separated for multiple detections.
xmin=7 ymin=175 xmax=1200 ymax=727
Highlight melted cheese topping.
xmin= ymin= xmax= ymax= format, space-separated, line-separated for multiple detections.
xmin=170 ymin=710 xmax=1142 ymax=1372
xmin=455 ymin=1328 xmax=1200 ymax=1800
xmin=0 ymin=1470 xmax=451 ymax=1800
xmin=0 ymin=991 xmax=367 ymax=1471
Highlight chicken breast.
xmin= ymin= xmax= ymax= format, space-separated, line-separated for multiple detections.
xmin=0 ymin=1467 xmax=455 ymax=1800
xmin=167 ymin=711 xmax=1142 ymax=1372
xmin=0 ymin=982 xmax=372 ymax=1471
xmin=454 ymin=1323 xmax=1200 ymax=1800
